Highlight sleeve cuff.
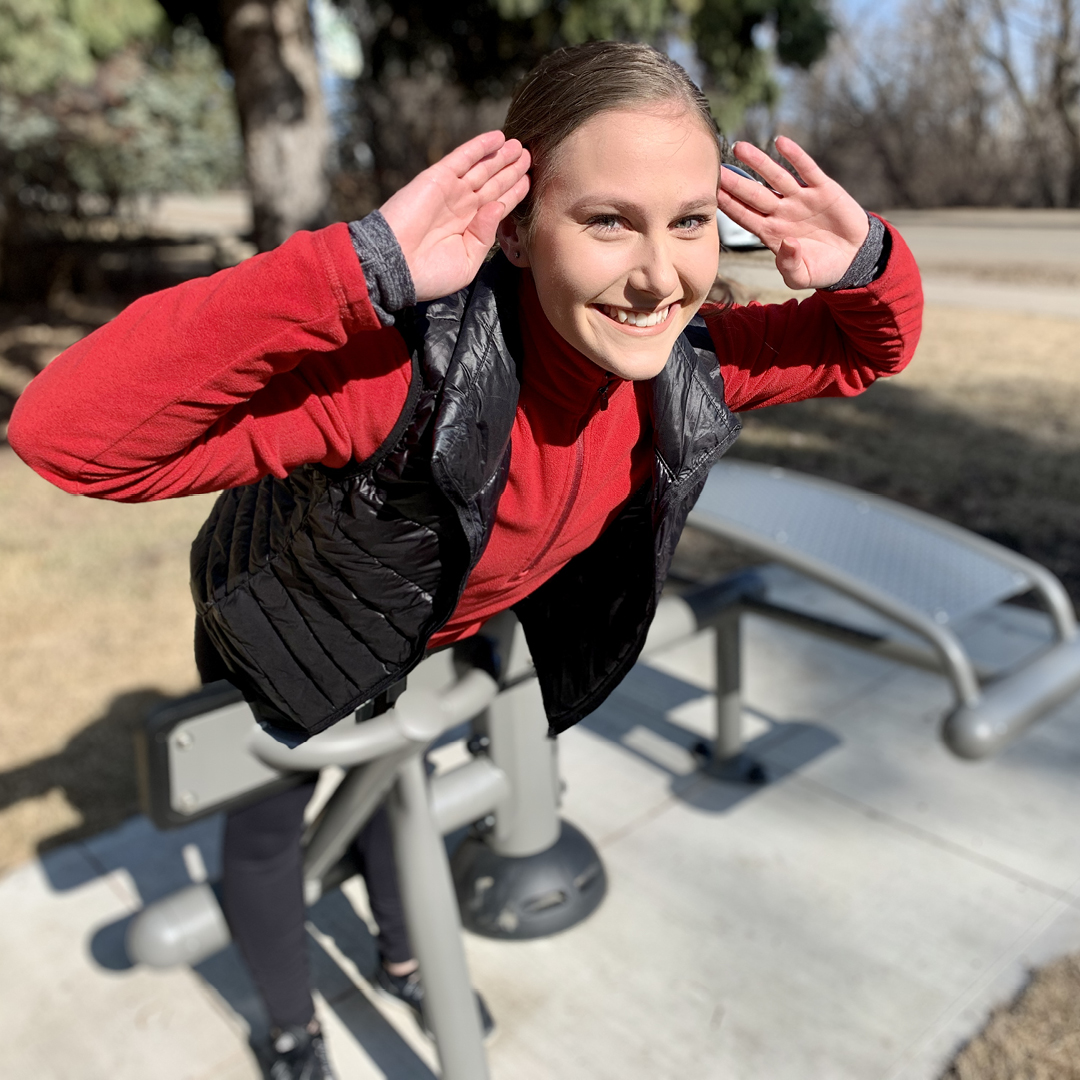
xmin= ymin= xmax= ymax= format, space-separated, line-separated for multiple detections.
xmin=347 ymin=210 xmax=416 ymax=326
xmin=822 ymin=214 xmax=890 ymax=292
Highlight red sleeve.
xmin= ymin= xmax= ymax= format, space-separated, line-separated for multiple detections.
xmin=705 ymin=219 xmax=923 ymax=412
xmin=8 ymin=222 xmax=413 ymax=501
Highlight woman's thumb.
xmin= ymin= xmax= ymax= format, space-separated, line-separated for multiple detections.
xmin=468 ymin=202 xmax=506 ymax=249
xmin=775 ymin=237 xmax=806 ymax=286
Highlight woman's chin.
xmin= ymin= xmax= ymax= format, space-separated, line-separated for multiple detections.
xmin=575 ymin=304 xmax=695 ymax=380
xmin=589 ymin=326 xmax=684 ymax=380
xmin=586 ymin=344 xmax=674 ymax=382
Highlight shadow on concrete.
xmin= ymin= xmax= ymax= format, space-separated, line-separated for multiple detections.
xmin=46 ymin=809 xmax=436 ymax=1080
xmin=581 ymin=662 xmax=840 ymax=812
xmin=0 ymin=687 xmax=177 ymax=854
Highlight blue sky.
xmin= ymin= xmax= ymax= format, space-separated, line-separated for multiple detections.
xmin=830 ymin=0 xmax=904 ymax=30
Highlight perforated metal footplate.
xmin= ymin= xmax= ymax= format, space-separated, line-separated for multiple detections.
xmin=692 ymin=461 xmax=1032 ymax=626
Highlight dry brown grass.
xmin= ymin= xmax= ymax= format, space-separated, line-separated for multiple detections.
xmin=0 ymin=448 xmax=214 ymax=867
xmin=942 ymin=957 xmax=1080 ymax=1080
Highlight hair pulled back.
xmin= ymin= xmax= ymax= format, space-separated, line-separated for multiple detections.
xmin=503 ymin=41 xmax=721 ymax=239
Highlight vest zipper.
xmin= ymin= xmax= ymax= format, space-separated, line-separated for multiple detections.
xmin=597 ymin=374 xmax=617 ymax=410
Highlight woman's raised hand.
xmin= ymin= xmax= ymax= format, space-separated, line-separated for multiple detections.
xmin=717 ymin=136 xmax=870 ymax=291
xmin=379 ymin=132 xmax=531 ymax=303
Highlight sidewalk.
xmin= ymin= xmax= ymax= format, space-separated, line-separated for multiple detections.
xmin=5 ymin=569 xmax=1080 ymax=1079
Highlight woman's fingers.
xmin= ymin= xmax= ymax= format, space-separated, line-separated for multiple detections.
xmin=464 ymin=201 xmax=507 ymax=252
xmin=773 ymin=136 xmax=828 ymax=187
xmin=495 ymin=171 xmax=531 ymax=216
xmin=774 ymin=237 xmax=815 ymax=290
xmin=716 ymin=184 xmax=766 ymax=226
xmin=731 ymin=141 xmax=803 ymax=196
xmin=464 ymin=174 xmax=531 ymax=254
xmin=461 ymin=139 xmax=527 ymax=192
xmin=442 ymin=130 xmax=510 ymax=179
xmin=718 ymin=164 xmax=779 ymax=214
xmin=473 ymin=150 xmax=531 ymax=208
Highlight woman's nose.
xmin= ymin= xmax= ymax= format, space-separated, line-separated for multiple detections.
xmin=627 ymin=236 xmax=680 ymax=301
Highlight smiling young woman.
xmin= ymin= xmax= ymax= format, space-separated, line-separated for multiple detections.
xmin=500 ymin=103 xmax=721 ymax=381
xmin=8 ymin=39 xmax=922 ymax=1080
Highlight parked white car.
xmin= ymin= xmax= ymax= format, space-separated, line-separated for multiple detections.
xmin=717 ymin=210 xmax=765 ymax=250
xmin=718 ymin=162 xmax=767 ymax=250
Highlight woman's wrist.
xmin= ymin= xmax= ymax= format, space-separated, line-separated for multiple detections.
xmin=348 ymin=210 xmax=417 ymax=326
xmin=822 ymin=214 xmax=888 ymax=291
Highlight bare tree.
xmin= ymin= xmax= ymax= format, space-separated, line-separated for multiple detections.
xmin=975 ymin=0 xmax=1080 ymax=205
xmin=790 ymin=0 xmax=1080 ymax=208
xmin=220 ymin=0 xmax=332 ymax=250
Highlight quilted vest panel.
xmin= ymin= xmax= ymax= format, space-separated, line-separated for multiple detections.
xmin=191 ymin=254 xmax=740 ymax=737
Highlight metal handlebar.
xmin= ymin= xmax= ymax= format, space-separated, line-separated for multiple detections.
xmin=248 ymin=668 xmax=499 ymax=772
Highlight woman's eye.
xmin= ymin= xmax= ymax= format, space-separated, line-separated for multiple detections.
xmin=587 ymin=215 xmax=623 ymax=233
xmin=674 ymin=215 xmax=710 ymax=232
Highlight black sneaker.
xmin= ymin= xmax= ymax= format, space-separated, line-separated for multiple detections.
xmin=267 ymin=1024 xmax=337 ymax=1080
xmin=374 ymin=965 xmax=495 ymax=1041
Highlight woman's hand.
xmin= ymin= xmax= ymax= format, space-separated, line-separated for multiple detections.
xmin=717 ymin=136 xmax=869 ymax=291
xmin=379 ymin=131 xmax=531 ymax=303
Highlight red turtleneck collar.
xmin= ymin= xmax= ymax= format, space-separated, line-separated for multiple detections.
xmin=517 ymin=271 xmax=622 ymax=420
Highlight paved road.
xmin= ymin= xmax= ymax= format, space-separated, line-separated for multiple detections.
xmin=723 ymin=208 xmax=1080 ymax=319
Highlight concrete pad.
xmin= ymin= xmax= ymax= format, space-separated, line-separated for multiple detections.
xmin=887 ymin=900 xmax=1080 ymax=1079
xmin=471 ymin=720 xmax=1079 ymax=1080
xmin=762 ymin=662 xmax=1080 ymax=893
xmin=1 ymin=854 xmax=257 ymax=1080
xmin=6 ymin=587 xmax=1080 ymax=1080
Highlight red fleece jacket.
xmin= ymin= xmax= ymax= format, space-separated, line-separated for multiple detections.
xmin=9 ymin=220 xmax=923 ymax=645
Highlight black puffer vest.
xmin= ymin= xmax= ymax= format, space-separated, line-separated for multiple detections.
xmin=191 ymin=254 xmax=741 ymax=738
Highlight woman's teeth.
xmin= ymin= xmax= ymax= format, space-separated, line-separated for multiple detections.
xmin=601 ymin=304 xmax=671 ymax=328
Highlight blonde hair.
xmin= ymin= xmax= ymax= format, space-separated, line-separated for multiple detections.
xmin=503 ymin=41 xmax=721 ymax=240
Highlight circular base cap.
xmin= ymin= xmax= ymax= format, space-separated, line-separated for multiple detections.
xmin=451 ymin=820 xmax=606 ymax=939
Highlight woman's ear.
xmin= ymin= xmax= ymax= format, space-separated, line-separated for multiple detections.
xmin=496 ymin=216 xmax=530 ymax=268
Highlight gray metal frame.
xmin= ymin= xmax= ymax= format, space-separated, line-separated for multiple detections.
xmin=128 ymin=617 xmax=605 ymax=1080
xmin=683 ymin=460 xmax=1080 ymax=760
xmin=126 ymin=459 xmax=1080 ymax=1073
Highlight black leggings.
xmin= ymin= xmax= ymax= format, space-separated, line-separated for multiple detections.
xmin=222 ymin=785 xmax=413 ymax=1029
xmin=197 ymin=620 xmax=413 ymax=1029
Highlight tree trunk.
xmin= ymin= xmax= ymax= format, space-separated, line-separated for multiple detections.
xmin=220 ymin=0 xmax=332 ymax=251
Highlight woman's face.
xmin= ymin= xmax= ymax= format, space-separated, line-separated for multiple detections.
xmin=504 ymin=103 xmax=720 ymax=381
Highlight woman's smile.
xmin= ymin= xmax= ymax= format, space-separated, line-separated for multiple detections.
xmin=594 ymin=302 xmax=676 ymax=331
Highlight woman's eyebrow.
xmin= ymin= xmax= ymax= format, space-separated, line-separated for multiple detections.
xmin=570 ymin=195 xmax=717 ymax=217
xmin=671 ymin=198 xmax=719 ymax=216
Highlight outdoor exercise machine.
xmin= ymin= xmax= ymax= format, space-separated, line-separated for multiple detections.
xmin=681 ymin=459 xmax=1080 ymax=777
xmin=126 ymin=582 xmax=752 ymax=1079
xmin=124 ymin=459 xmax=1080 ymax=1078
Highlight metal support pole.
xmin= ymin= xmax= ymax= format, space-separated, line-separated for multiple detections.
xmin=714 ymin=609 xmax=744 ymax=761
xmin=483 ymin=679 xmax=560 ymax=858
xmin=389 ymin=753 xmax=489 ymax=1080
xmin=694 ymin=608 xmax=767 ymax=784
xmin=301 ymin=748 xmax=413 ymax=903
